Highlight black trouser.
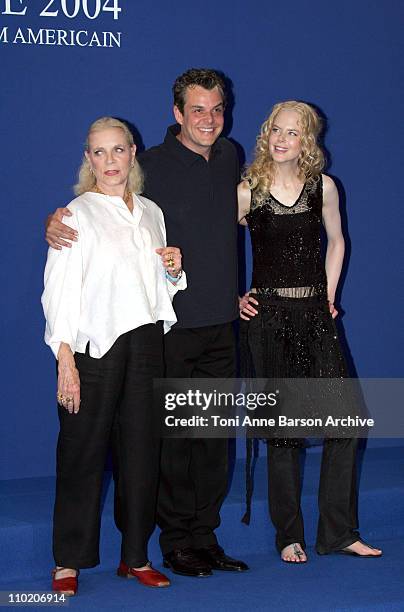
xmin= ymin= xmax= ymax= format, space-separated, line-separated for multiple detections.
xmin=53 ymin=324 xmax=164 ymax=569
xmin=158 ymin=323 xmax=236 ymax=555
xmin=267 ymin=438 xmax=359 ymax=553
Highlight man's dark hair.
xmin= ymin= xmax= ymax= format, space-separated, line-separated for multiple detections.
xmin=173 ymin=68 xmax=226 ymax=114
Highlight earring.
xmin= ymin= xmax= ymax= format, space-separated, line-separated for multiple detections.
xmin=131 ymin=160 xmax=135 ymax=168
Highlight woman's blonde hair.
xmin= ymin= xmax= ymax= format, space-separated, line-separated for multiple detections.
xmin=74 ymin=117 xmax=143 ymax=195
xmin=243 ymin=101 xmax=325 ymax=202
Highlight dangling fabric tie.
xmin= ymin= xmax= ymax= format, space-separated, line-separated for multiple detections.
xmin=239 ymin=307 xmax=258 ymax=525
xmin=241 ymin=437 xmax=254 ymax=524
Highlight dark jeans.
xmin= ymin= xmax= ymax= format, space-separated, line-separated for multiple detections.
xmin=158 ymin=323 xmax=236 ymax=554
xmin=53 ymin=324 xmax=164 ymax=569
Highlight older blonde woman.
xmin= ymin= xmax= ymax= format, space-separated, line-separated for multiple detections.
xmin=238 ymin=102 xmax=382 ymax=563
xmin=42 ymin=117 xmax=186 ymax=594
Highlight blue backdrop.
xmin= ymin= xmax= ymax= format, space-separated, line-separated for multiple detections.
xmin=1 ymin=0 xmax=403 ymax=479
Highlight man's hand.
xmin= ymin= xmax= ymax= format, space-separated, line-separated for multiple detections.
xmin=239 ymin=292 xmax=259 ymax=321
xmin=46 ymin=208 xmax=77 ymax=249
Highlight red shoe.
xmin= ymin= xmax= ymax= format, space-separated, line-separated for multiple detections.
xmin=51 ymin=568 xmax=79 ymax=596
xmin=117 ymin=560 xmax=170 ymax=587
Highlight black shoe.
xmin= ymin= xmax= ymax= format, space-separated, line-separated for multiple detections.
xmin=196 ymin=545 xmax=249 ymax=572
xmin=163 ymin=548 xmax=212 ymax=577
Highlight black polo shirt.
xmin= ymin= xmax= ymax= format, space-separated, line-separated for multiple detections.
xmin=138 ymin=124 xmax=239 ymax=328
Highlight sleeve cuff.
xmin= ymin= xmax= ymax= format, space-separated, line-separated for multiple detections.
xmin=166 ymin=270 xmax=187 ymax=296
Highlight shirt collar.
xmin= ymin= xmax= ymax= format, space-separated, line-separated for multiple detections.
xmin=163 ymin=124 xmax=223 ymax=167
xmin=87 ymin=191 xmax=145 ymax=214
xmin=132 ymin=194 xmax=146 ymax=210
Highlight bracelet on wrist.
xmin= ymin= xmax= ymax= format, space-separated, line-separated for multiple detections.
xmin=166 ymin=269 xmax=182 ymax=283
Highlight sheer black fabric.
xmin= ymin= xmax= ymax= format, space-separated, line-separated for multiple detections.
xmin=243 ymin=175 xmax=347 ymax=383
xmin=247 ymin=175 xmax=327 ymax=299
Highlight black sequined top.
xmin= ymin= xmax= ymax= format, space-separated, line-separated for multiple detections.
xmin=246 ymin=175 xmax=328 ymax=299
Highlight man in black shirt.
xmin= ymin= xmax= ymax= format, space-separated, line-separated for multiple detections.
xmin=138 ymin=70 xmax=247 ymax=577
xmin=45 ymin=68 xmax=247 ymax=578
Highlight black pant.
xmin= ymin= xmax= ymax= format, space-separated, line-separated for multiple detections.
xmin=244 ymin=301 xmax=360 ymax=554
xmin=53 ymin=324 xmax=164 ymax=569
xmin=158 ymin=323 xmax=236 ymax=554
xmin=267 ymin=439 xmax=359 ymax=553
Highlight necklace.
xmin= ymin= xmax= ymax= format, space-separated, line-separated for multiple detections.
xmin=91 ymin=183 xmax=132 ymax=209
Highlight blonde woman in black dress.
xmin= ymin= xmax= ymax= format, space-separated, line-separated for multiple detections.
xmin=238 ymin=101 xmax=382 ymax=563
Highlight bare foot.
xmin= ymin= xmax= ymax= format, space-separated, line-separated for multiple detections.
xmin=52 ymin=567 xmax=78 ymax=596
xmin=281 ymin=543 xmax=307 ymax=563
xmin=54 ymin=567 xmax=77 ymax=578
xmin=342 ymin=540 xmax=382 ymax=557
xmin=132 ymin=563 xmax=151 ymax=572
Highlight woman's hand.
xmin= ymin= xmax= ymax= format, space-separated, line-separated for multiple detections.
xmin=46 ymin=208 xmax=78 ymax=250
xmin=239 ymin=292 xmax=259 ymax=321
xmin=328 ymin=301 xmax=339 ymax=319
xmin=57 ymin=343 xmax=81 ymax=414
xmin=156 ymin=246 xmax=182 ymax=278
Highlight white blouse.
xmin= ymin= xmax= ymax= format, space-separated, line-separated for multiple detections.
xmin=41 ymin=192 xmax=186 ymax=359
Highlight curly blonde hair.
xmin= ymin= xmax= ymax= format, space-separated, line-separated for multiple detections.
xmin=243 ymin=101 xmax=325 ymax=202
xmin=74 ymin=117 xmax=143 ymax=196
